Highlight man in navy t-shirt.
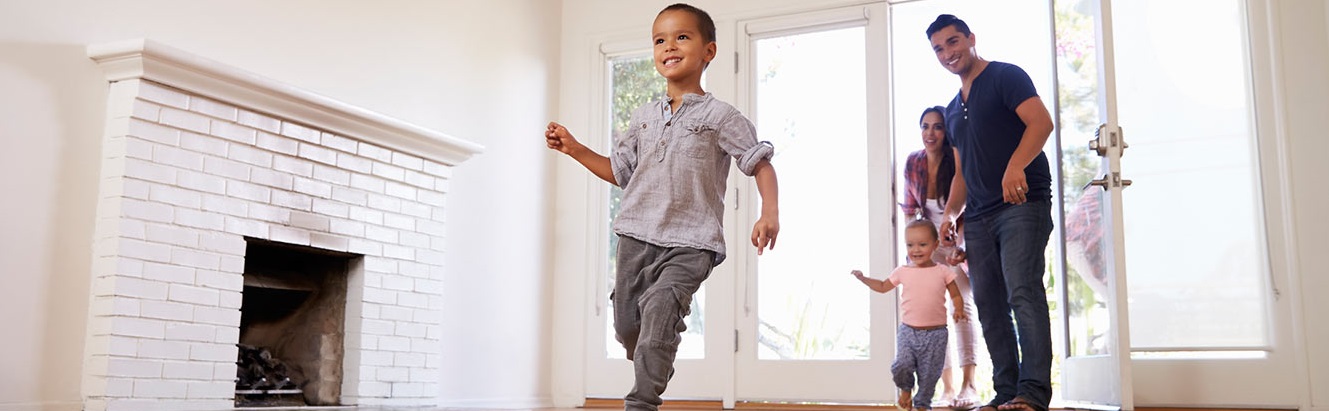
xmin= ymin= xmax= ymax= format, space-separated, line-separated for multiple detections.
xmin=927 ymin=14 xmax=1056 ymax=411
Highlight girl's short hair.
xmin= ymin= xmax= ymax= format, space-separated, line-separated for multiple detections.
xmin=905 ymin=219 xmax=939 ymax=241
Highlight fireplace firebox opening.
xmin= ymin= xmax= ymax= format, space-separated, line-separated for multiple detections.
xmin=237 ymin=238 xmax=358 ymax=407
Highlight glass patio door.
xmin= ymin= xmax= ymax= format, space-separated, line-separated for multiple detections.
xmin=1055 ymin=0 xmax=1133 ymax=407
xmin=1057 ymin=0 xmax=1295 ymax=408
xmin=887 ymin=0 xmax=1294 ymax=408
xmin=731 ymin=3 xmax=895 ymax=403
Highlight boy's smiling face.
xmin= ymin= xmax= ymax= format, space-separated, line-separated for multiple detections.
xmin=652 ymin=10 xmax=716 ymax=85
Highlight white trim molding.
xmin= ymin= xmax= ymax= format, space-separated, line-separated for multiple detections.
xmin=87 ymin=38 xmax=484 ymax=166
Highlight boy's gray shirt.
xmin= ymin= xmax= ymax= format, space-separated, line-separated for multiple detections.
xmin=611 ymin=92 xmax=774 ymax=266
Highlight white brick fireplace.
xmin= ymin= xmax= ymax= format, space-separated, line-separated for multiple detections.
xmin=80 ymin=39 xmax=482 ymax=411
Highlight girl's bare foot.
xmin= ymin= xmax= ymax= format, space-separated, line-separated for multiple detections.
xmin=898 ymin=389 xmax=913 ymax=410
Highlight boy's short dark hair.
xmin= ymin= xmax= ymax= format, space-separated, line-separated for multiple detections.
xmin=906 ymin=219 xmax=940 ymax=242
xmin=661 ymin=3 xmax=717 ymax=44
xmin=926 ymin=14 xmax=972 ymax=39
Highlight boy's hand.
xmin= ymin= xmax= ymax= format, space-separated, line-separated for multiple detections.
xmin=953 ymin=306 xmax=967 ymax=322
xmin=545 ymin=122 xmax=585 ymax=156
xmin=751 ymin=215 xmax=779 ymax=255
xmin=850 ymin=270 xmax=866 ymax=280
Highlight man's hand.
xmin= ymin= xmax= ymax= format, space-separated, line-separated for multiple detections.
xmin=1002 ymin=167 xmax=1028 ymax=204
xmin=947 ymin=247 xmax=966 ymax=265
xmin=939 ymin=219 xmax=957 ymax=247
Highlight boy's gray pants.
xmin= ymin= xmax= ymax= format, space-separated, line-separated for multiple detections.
xmin=612 ymin=235 xmax=714 ymax=411
xmin=893 ymin=323 xmax=949 ymax=409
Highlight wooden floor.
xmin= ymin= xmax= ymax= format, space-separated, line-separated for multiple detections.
xmin=274 ymin=401 xmax=1289 ymax=411
xmin=244 ymin=399 xmax=1291 ymax=411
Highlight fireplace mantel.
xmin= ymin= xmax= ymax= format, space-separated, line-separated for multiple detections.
xmin=81 ymin=39 xmax=476 ymax=411
xmin=87 ymin=39 xmax=483 ymax=166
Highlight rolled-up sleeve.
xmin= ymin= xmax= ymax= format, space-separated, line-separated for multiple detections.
xmin=611 ymin=115 xmax=642 ymax=187
xmin=718 ymin=111 xmax=773 ymax=176
xmin=736 ymin=141 xmax=774 ymax=176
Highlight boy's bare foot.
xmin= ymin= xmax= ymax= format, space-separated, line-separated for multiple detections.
xmin=897 ymin=390 xmax=913 ymax=410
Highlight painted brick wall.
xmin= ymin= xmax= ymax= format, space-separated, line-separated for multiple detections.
xmin=82 ymin=79 xmax=448 ymax=411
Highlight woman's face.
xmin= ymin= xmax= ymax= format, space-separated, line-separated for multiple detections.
xmin=920 ymin=111 xmax=946 ymax=152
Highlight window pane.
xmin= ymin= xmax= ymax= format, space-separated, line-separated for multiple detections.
xmin=753 ymin=27 xmax=870 ymax=360
xmin=1054 ymin=0 xmax=1113 ymax=357
xmin=1110 ymin=0 xmax=1269 ymax=349
xmin=605 ymin=55 xmax=707 ymax=359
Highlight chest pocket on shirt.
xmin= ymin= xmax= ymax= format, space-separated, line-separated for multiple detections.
xmin=676 ymin=121 xmax=719 ymax=160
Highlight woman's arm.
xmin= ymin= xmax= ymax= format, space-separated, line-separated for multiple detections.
xmin=901 ymin=153 xmax=922 ymax=217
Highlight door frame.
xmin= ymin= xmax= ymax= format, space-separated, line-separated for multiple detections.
xmin=729 ymin=2 xmax=896 ymax=403
xmin=1057 ymin=0 xmax=1305 ymax=408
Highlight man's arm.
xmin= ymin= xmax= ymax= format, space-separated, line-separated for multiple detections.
xmin=1003 ymin=96 xmax=1054 ymax=204
xmin=940 ymin=147 xmax=966 ymax=246
xmin=750 ymin=159 xmax=779 ymax=254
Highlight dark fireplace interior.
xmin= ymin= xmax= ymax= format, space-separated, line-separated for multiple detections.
xmin=237 ymin=238 xmax=357 ymax=407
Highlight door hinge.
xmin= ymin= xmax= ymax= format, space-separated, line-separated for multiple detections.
xmin=734 ymin=52 xmax=739 ymax=74
xmin=734 ymin=330 xmax=739 ymax=353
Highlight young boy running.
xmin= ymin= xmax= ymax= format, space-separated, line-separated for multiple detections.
xmin=853 ymin=219 xmax=966 ymax=411
xmin=544 ymin=4 xmax=780 ymax=411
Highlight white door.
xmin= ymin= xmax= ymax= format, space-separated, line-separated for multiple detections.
xmin=1057 ymin=0 xmax=1134 ymax=407
xmin=1058 ymin=0 xmax=1298 ymax=408
xmin=731 ymin=3 xmax=896 ymax=403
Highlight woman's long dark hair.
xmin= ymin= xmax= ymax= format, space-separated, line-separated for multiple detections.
xmin=920 ymin=106 xmax=956 ymax=209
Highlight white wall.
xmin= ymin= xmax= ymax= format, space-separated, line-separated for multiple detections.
xmin=0 ymin=0 xmax=561 ymax=409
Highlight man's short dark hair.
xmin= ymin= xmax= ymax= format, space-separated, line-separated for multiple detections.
xmin=926 ymin=14 xmax=972 ymax=39
xmin=661 ymin=3 xmax=717 ymax=44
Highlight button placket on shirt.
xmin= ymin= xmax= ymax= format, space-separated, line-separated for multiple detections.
xmin=657 ymin=121 xmax=669 ymax=162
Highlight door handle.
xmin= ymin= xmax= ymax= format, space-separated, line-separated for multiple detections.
xmin=1091 ymin=124 xmax=1130 ymax=157
xmin=1083 ymin=172 xmax=1133 ymax=191
xmin=1090 ymin=124 xmax=1109 ymax=156
xmin=1084 ymin=176 xmax=1109 ymax=191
